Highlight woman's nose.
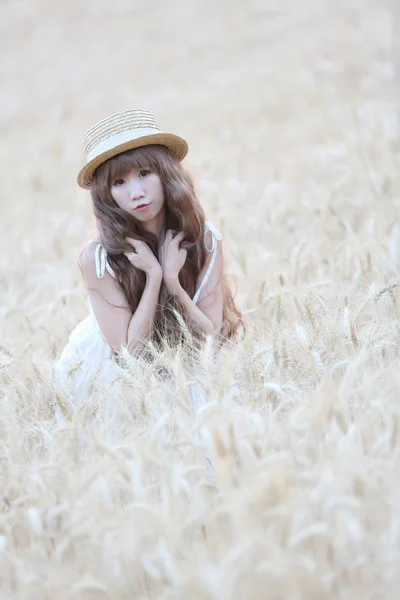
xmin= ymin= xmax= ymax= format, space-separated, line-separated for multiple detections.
xmin=129 ymin=180 xmax=145 ymax=200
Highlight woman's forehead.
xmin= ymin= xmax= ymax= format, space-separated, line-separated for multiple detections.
xmin=107 ymin=149 xmax=155 ymax=179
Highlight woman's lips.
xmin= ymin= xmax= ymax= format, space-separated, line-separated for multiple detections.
xmin=134 ymin=203 xmax=151 ymax=212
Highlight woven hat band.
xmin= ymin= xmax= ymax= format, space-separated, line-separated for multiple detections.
xmin=82 ymin=110 xmax=159 ymax=155
xmin=87 ymin=127 xmax=162 ymax=162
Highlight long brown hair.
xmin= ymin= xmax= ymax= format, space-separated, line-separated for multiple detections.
xmin=90 ymin=144 xmax=243 ymax=349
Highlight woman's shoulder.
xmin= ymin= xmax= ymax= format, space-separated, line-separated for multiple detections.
xmin=79 ymin=236 xmax=101 ymax=270
xmin=203 ymin=220 xmax=222 ymax=252
xmin=78 ymin=233 xmax=114 ymax=284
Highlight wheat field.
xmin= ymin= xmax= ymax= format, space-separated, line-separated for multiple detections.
xmin=1 ymin=0 xmax=400 ymax=597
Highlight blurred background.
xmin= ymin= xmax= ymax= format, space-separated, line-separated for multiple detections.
xmin=1 ymin=0 xmax=398 ymax=361
xmin=1 ymin=2 xmax=400 ymax=595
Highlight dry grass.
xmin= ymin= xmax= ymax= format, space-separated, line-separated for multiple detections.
xmin=1 ymin=0 xmax=400 ymax=597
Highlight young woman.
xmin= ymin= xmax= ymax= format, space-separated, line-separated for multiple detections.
xmin=54 ymin=109 xmax=243 ymax=414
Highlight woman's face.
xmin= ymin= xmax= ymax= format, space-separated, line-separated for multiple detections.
xmin=110 ymin=166 xmax=165 ymax=222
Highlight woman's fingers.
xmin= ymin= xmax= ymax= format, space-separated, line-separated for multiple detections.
xmin=161 ymin=230 xmax=183 ymax=248
xmin=164 ymin=229 xmax=174 ymax=243
xmin=126 ymin=232 xmax=185 ymax=258
xmin=172 ymin=230 xmax=185 ymax=244
xmin=125 ymin=237 xmax=143 ymax=251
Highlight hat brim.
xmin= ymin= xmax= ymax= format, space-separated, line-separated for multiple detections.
xmin=77 ymin=132 xmax=188 ymax=189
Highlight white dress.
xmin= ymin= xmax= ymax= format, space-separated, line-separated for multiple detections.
xmin=54 ymin=221 xmax=222 ymax=422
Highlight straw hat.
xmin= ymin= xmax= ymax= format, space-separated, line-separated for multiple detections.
xmin=77 ymin=109 xmax=189 ymax=189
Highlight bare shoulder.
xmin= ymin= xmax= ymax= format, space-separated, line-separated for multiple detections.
xmin=77 ymin=236 xmax=130 ymax=308
xmin=203 ymin=222 xmax=223 ymax=256
xmin=204 ymin=220 xmax=222 ymax=244
xmin=198 ymin=225 xmax=223 ymax=282
xmin=204 ymin=229 xmax=219 ymax=251
xmin=78 ymin=237 xmax=101 ymax=278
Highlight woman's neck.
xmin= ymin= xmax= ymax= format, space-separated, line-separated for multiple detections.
xmin=142 ymin=208 xmax=166 ymax=240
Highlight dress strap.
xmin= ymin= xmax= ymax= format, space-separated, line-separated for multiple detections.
xmin=94 ymin=243 xmax=116 ymax=279
xmin=203 ymin=220 xmax=222 ymax=252
xmin=192 ymin=221 xmax=222 ymax=305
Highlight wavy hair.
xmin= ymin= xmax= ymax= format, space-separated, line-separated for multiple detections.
xmin=90 ymin=145 xmax=243 ymax=349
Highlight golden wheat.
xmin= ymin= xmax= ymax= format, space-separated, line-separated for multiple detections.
xmin=1 ymin=0 xmax=400 ymax=597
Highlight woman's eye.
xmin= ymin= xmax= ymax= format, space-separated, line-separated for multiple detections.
xmin=113 ymin=178 xmax=125 ymax=186
xmin=139 ymin=169 xmax=150 ymax=178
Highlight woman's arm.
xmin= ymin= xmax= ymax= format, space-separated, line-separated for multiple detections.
xmin=164 ymin=234 xmax=224 ymax=335
xmin=79 ymin=240 xmax=162 ymax=353
xmin=126 ymin=270 xmax=162 ymax=351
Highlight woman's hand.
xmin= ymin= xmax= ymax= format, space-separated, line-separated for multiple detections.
xmin=124 ymin=238 xmax=162 ymax=277
xmin=159 ymin=230 xmax=187 ymax=291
